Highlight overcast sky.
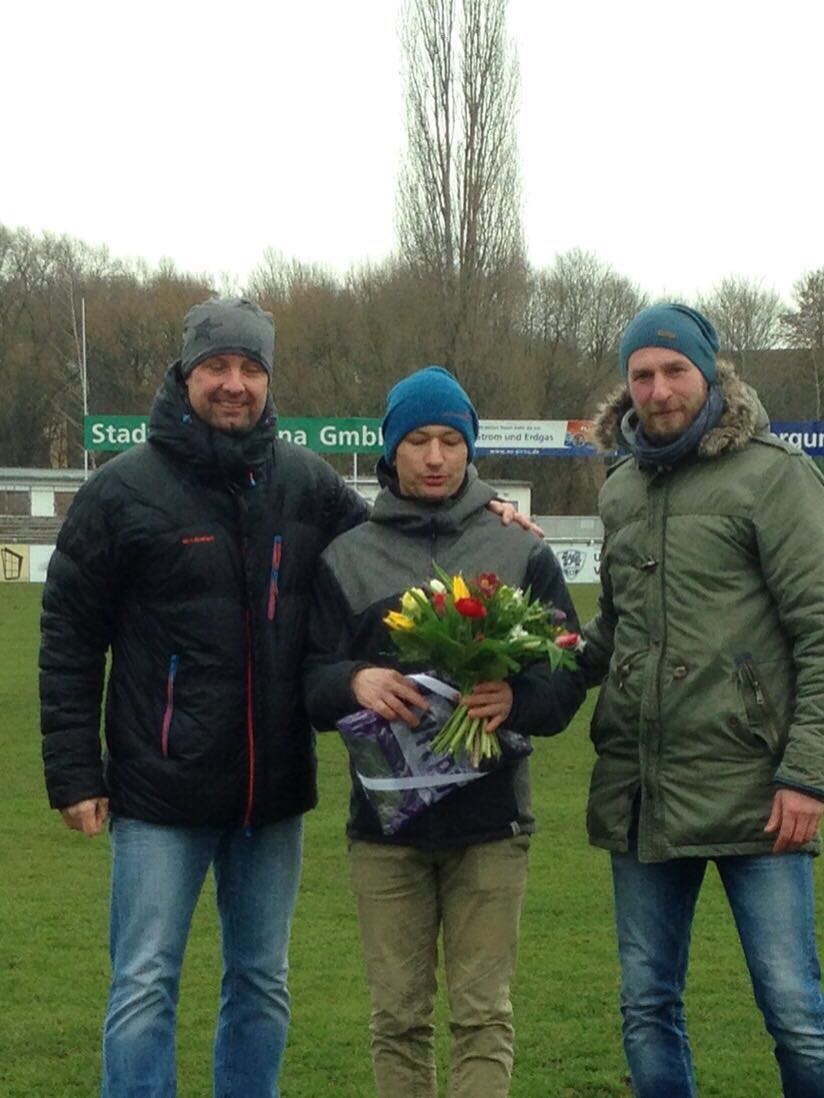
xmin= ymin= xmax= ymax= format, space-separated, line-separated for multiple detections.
xmin=4 ymin=0 xmax=822 ymax=302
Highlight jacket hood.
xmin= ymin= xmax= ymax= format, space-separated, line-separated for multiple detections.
xmin=371 ymin=460 xmax=496 ymax=536
xmin=148 ymin=361 xmax=277 ymax=481
xmin=592 ymin=360 xmax=771 ymax=460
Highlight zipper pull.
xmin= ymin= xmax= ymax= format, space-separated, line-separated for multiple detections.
xmin=742 ymin=661 xmax=765 ymax=707
xmin=752 ymin=677 xmax=765 ymax=707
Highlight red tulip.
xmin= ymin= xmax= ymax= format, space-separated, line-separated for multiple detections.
xmin=555 ymin=632 xmax=580 ymax=649
xmin=455 ymin=597 xmax=487 ymax=619
xmin=432 ymin=592 xmax=446 ymax=615
xmin=474 ymin=572 xmax=501 ymax=597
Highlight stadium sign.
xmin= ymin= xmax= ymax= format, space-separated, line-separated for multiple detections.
xmin=83 ymin=415 xmax=824 ymax=458
xmin=84 ymin=416 xmax=149 ymax=450
xmin=84 ymin=415 xmax=598 ymax=456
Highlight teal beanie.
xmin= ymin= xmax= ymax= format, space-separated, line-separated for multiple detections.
xmin=619 ymin=304 xmax=720 ymax=382
xmin=382 ymin=366 xmax=479 ymax=462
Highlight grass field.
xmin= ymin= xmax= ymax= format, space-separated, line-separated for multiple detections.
xmin=2 ymin=581 xmax=819 ymax=1096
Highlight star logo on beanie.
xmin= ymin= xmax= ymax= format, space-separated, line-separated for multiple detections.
xmin=193 ymin=317 xmax=219 ymax=341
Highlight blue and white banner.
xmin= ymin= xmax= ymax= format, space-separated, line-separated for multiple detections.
xmin=772 ymin=422 xmax=824 ymax=457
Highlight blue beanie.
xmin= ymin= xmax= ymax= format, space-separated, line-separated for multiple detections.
xmin=619 ymin=304 xmax=720 ymax=382
xmin=382 ymin=366 xmax=479 ymax=462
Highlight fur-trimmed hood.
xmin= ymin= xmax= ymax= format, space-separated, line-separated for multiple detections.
xmin=592 ymin=360 xmax=770 ymax=459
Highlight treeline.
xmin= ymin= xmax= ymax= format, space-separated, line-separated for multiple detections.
xmin=1 ymin=223 xmax=823 ymax=513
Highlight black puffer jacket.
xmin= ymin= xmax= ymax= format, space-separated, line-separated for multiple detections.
xmin=40 ymin=364 xmax=367 ymax=827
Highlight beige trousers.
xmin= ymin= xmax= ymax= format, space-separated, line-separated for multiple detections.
xmin=348 ymin=835 xmax=530 ymax=1098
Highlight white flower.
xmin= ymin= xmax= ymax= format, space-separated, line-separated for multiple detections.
xmin=429 ymin=579 xmax=447 ymax=594
xmin=401 ymin=588 xmax=426 ymax=616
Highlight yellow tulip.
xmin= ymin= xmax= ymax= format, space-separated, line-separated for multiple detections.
xmin=451 ymin=574 xmax=470 ymax=602
xmin=384 ymin=610 xmax=416 ymax=631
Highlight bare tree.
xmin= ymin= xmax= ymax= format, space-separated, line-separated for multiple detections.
xmin=527 ymin=248 xmax=646 ymax=415
xmin=782 ymin=268 xmax=824 ymax=417
xmin=397 ymin=0 xmax=524 ymax=387
xmin=247 ymin=248 xmax=337 ymax=305
xmin=697 ymin=276 xmax=782 ymax=375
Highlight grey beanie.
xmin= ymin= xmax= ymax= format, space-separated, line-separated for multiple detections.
xmin=180 ymin=298 xmax=274 ymax=377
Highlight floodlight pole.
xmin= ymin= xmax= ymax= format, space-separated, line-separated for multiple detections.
xmin=81 ymin=297 xmax=89 ymax=478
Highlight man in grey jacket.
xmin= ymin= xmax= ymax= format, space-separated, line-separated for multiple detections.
xmin=305 ymin=365 xmax=584 ymax=1098
xmin=583 ymin=303 xmax=824 ymax=1098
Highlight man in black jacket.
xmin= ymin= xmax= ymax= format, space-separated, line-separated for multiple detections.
xmin=39 ymin=298 xmax=369 ymax=1098
xmin=304 ymin=366 xmax=585 ymax=1098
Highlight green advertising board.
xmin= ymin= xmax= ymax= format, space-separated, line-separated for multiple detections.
xmin=84 ymin=415 xmax=384 ymax=454
xmin=84 ymin=416 xmax=149 ymax=451
xmin=277 ymin=417 xmax=383 ymax=453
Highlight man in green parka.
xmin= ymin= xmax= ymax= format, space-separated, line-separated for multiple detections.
xmin=583 ymin=303 xmax=824 ymax=1098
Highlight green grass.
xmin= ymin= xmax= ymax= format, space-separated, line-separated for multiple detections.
xmin=1 ymin=582 xmax=819 ymax=1095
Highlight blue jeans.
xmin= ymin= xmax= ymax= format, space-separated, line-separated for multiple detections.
xmin=101 ymin=814 xmax=303 ymax=1098
xmin=611 ymin=849 xmax=824 ymax=1097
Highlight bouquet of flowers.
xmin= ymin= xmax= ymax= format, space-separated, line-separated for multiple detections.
xmin=383 ymin=563 xmax=580 ymax=766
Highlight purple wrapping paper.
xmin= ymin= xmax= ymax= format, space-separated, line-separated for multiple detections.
xmin=337 ymin=674 xmax=531 ymax=835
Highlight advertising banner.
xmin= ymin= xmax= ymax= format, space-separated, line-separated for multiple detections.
xmin=83 ymin=415 xmax=824 ymax=460
xmin=84 ymin=416 xmax=149 ymax=451
xmin=84 ymin=415 xmax=597 ymax=456
xmin=772 ymin=422 xmax=824 ymax=456
xmin=476 ymin=419 xmax=596 ymax=457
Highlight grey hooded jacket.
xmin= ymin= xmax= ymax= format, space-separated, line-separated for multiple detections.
xmin=304 ymin=466 xmax=585 ymax=847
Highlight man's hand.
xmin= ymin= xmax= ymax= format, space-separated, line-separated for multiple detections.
xmin=352 ymin=668 xmax=429 ymax=727
xmin=764 ymin=788 xmax=824 ymax=853
xmin=463 ymin=681 xmax=513 ymax=733
xmin=60 ymin=797 xmax=109 ymax=837
xmin=486 ymin=499 xmax=544 ymax=537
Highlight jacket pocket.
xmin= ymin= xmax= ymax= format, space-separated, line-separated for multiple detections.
xmin=589 ymin=650 xmax=645 ymax=750
xmin=734 ymin=653 xmax=780 ymax=753
xmin=267 ymin=535 xmax=282 ymax=621
xmin=160 ymin=654 xmax=179 ymax=757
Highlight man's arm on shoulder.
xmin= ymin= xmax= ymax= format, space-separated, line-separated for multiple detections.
xmin=326 ymin=466 xmax=370 ymax=540
xmin=487 ymin=499 xmax=544 ymax=536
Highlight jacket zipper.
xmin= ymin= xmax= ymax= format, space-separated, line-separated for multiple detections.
xmin=738 ymin=658 xmax=774 ymax=731
xmin=741 ymin=661 xmax=765 ymax=707
xmin=233 ymin=480 xmax=257 ymax=833
xmin=160 ymin=654 xmax=179 ymax=757
xmin=267 ymin=535 xmax=282 ymax=621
